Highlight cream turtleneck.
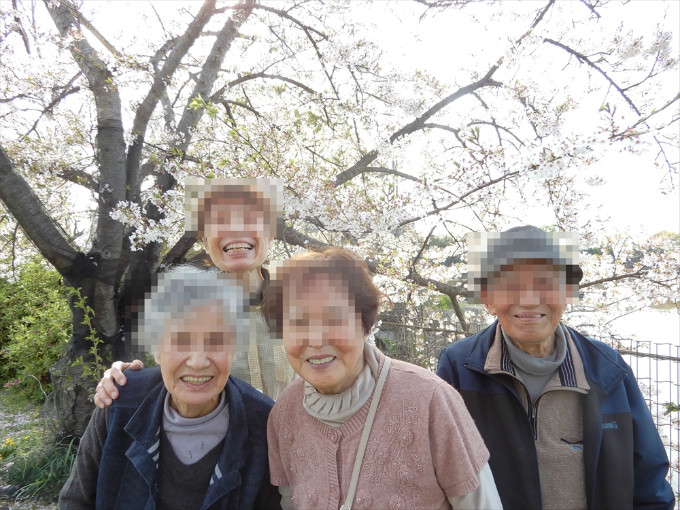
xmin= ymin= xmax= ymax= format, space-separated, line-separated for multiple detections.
xmin=302 ymin=343 xmax=380 ymax=427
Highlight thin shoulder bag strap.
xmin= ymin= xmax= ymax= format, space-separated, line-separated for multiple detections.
xmin=340 ymin=355 xmax=392 ymax=510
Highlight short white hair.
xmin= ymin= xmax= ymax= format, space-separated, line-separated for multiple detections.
xmin=134 ymin=266 xmax=250 ymax=353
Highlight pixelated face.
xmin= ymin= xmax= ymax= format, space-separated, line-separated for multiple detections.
xmin=282 ymin=274 xmax=365 ymax=395
xmin=158 ymin=303 xmax=235 ymax=418
xmin=483 ymin=263 xmax=574 ymax=354
xmin=203 ymin=197 xmax=273 ymax=274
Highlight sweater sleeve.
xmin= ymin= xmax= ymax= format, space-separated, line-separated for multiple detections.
xmin=58 ymin=406 xmax=109 ymax=509
xmin=428 ymin=380 xmax=490 ymax=498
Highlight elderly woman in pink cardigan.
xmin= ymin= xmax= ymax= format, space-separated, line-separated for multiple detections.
xmin=262 ymin=247 xmax=501 ymax=510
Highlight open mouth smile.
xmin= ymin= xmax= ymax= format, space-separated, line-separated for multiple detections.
xmin=223 ymin=242 xmax=253 ymax=253
xmin=181 ymin=375 xmax=213 ymax=385
xmin=307 ymin=356 xmax=336 ymax=365
xmin=513 ymin=312 xmax=546 ymax=321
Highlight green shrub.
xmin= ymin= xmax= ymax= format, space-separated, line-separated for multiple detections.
xmin=0 ymin=259 xmax=71 ymax=402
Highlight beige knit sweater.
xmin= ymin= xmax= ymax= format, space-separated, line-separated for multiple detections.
xmin=267 ymin=349 xmax=489 ymax=510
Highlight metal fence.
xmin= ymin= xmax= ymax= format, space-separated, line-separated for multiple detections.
xmin=376 ymin=323 xmax=680 ymax=501
xmin=612 ymin=338 xmax=680 ymax=499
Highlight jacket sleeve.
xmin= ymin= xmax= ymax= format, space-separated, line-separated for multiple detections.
xmin=58 ymin=406 xmax=109 ymax=509
xmin=624 ymin=363 xmax=676 ymax=509
xmin=436 ymin=346 xmax=461 ymax=389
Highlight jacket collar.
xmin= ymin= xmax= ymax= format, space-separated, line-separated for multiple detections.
xmin=565 ymin=326 xmax=628 ymax=395
xmin=124 ymin=381 xmax=165 ymax=486
xmin=203 ymin=376 xmax=250 ymax=507
xmin=467 ymin=320 xmax=627 ymax=396
xmin=122 ymin=377 xmax=252 ymax=507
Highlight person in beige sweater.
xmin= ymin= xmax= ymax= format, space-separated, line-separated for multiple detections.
xmin=95 ymin=178 xmax=294 ymax=404
xmin=262 ymin=247 xmax=502 ymax=510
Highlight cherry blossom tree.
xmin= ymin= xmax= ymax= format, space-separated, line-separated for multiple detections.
xmin=0 ymin=0 xmax=677 ymax=434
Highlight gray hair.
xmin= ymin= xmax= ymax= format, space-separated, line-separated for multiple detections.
xmin=133 ymin=266 xmax=251 ymax=353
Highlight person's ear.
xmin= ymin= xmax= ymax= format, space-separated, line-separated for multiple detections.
xmin=480 ymin=287 xmax=494 ymax=314
xmin=566 ymin=283 xmax=578 ymax=303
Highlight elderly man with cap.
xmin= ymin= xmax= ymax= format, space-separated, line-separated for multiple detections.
xmin=437 ymin=226 xmax=674 ymax=510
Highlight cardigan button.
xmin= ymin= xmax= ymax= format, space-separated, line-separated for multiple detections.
xmin=329 ymin=430 xmax=340 ymax=443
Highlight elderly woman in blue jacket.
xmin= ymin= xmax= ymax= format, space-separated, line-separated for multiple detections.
xmin=437 ymin=226 xmax=674 ymax=510
xmin=59 ymin=270 xmax=280 ymax=509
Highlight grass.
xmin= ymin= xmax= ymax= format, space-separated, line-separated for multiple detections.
xmin=0 ymin=389 xmax=77 ymax=505
xmin=4 ymin=436 xmax=78 ymax=501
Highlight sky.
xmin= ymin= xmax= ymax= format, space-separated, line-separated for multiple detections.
xmin=366 ymin=0 xmax=680 ymax=236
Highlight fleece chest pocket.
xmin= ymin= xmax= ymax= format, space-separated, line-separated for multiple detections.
xmin=534 ymin=392 xmax=585 ymax=461
xmin=534 ymin=395 xmax=587 ymax=508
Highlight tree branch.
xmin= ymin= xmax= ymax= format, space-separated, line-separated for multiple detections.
xmin=397 ymin=171 xmax=520 ymax=228
xmin=46 ymin=0 xmax=126 ymax=274
xmin=333 ymin=149 xmax=379 ymax=186
xmin=126 ymin=0 xmax=219 ymax=202
xmin=468 ymin=120 xmax=525 ymax=147
xmin=390 ymin=63 xmax=502 ymax=143
xmin=25 ymin=85 xmax=81 ymax=137
xmin=544 ymin=38 xmax=640 ymax=115
xmin=410 ymin=225 xmax=437 ymax=276
xmin=421 ymin=122 xmax=471 ymax=149
xmin=516 ymin=0 xmax=556 ymax=46
xmin=253 ymin=4 xmax=326 ymax=39
xmin=579 ymin=267 xmax=649 ymax=289
xmin=281 ymin=224 xmax=467 ymax=299
xmin=578 ymin=0 xmax=601 ymax=19
xmin=11 ymin=0 xmax=31 ymax=54
xmin=253 ymin=4 xmax=338 ymax=99
xmin=0 ymin=146 xmax=77 ymax=272
xmin=63 ymin=1 xmax=122 ymax=57
xmin=161 ymin=232 xmax=199 ymax=267
xmin=628 ymin=93 xmax=680 ymax=131
xmin=211 ymin=72 xmax=319 ymax=99
xmin=174 ymin=2 xmax=255 ymax=153
xmin=57 ymin=167 xmax=98 ymax=191
xmin=450 ymin=294 xmax=468 ymax=334
xmin=0 ymin=93 xmax=31 ymax=104
xmin=336 ymin=166 xmax=423 ymax=186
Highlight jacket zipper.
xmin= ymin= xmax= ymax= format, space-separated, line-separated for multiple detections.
xmin=529 ymin=399 xmax=538 ymax=440
xmin=524 ymin=386 xmax=539 ymax=440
